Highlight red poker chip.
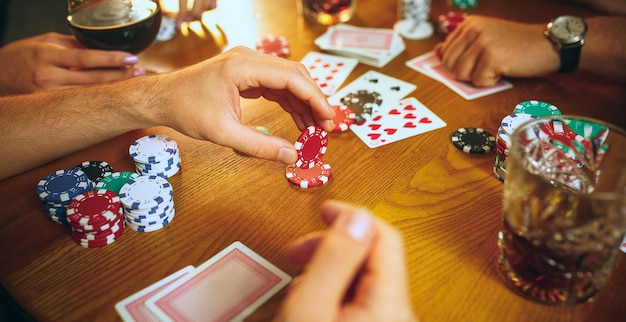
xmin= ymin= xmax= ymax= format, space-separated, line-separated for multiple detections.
xmin=294 ymin=125 xmax=328 ymax=169
xmin=437 ymin=11 xmax=466 ymax=37
xmin=331 ymin=105 xmax=356 ymax=133
xmin=255 ymin=34 xmax=290 ymax=57
xmin=72 ymin=224 xmax=124 ymax=248
xmin=67 ymin=189 xmax=121 ymax=226
xmin=285 ymin=160 xmax=331 ymax=188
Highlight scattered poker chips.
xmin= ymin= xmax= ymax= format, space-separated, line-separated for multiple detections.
xmin=340 ymin=90 xmax=383 ymax=124
xmin=255 ymin=34 xmax=290 ymax=58
xmin=73 ymin=160 xmax=113 ymax=183
xmin=437 ymin=11 xmax=467 ymax=38
xmin=119 ymin=175 xmax=175 ymax=232
xmin=37 ymin=169 xmax=95 ymax=224
xmin=285 ymin=125 xmax=332 ymax=188
xmin=493 ymin=100 xmax=561 ymax=183
xmin=129 ymin=135 xmax=181 ymax=179
xmin=66 ymin=189 xmax=124 ymax=248
xmin=331 ymin=104 xmax=356 ymax=132
xmin=449 ymin=0 xmax=478 ymax=9
xmin=451 ymin=127 xmax=495 ymax=154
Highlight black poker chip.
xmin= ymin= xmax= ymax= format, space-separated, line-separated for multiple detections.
xmin=73 ymin=160 xmax=114 ymax=183
xmin=451 ymin=127 xmax=496 ymax=154
xmin=340 ymin=90 xmax=383 ymax=124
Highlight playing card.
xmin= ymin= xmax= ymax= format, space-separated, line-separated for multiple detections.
xmin=406 ymin=51 xmax=513 ymax=100
xmin=115 ymin=265 xmax=195 ymax=322
xmin=323 ymin=24 xmax=396 ymax=55
xmin=351 ymin=97 xmax=446 ymax=148
xmin=301 ymin=52 xmax=359 ymax=96
xmin=328 ymin=70 xmax=417 ymax=124
xmin=145 ymin=241 xmax=291 ymax=322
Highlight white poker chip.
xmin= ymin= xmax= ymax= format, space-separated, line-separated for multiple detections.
xmin=155 ymin=16 xmax=176 ymax=43
xmin=129 ymin=135 xmax=179 ymax=164
xmin=119 ymin=175 xmax=173 ymax=210
xmin=500 ymin=114 xmax=538 ymax=136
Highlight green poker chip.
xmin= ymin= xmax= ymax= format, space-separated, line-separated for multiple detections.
xmin=564 ymin=119 xmax=608 ymax=140
xmin=514 ymin=100 xmax=561 ymax=117
xmin=449 ymin=0 xmax=478 ymax=9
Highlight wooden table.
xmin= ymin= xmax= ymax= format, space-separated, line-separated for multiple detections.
xmin=1 ymin=0 xmax=625 ymax=321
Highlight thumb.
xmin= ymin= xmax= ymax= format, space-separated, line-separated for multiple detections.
xmin=277 ymin=205 xmax=375 ymax=321
xmin=224 ymin=123 xmax=298 ymax=164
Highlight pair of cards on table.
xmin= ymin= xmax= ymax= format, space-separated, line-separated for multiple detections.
xmin=314 ymin=24 xmax=405 ymax=68
xmin=406 ymin=51 xmax=513 ymax=100
xmin=327 ymin=69 xmax=446 ymax=148
xmin=115 ymin=242 xmax=291 ymax=322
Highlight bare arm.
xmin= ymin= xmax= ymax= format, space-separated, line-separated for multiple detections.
xmin=435 ymin=15 xmax=626 ymax=86
xmin=0 ymin=46 xmax=335 ymax=180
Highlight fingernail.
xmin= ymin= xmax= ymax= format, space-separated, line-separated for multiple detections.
xmin=277 ymin=147 xmax=296 ymax=164
xmin=124 ymin=55 xmax=139 ymax=65
xmin=345 ymin=211 xmax=371 ymax=241
xmin=134 ymin=68 xmax=146 ymax=76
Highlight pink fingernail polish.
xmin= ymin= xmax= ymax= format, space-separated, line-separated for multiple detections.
xmin=124 ymin=55 xmax=139 ymax=65
xmin=134 ymin=68 xmax=146 ymax=76
xmin=346 ymin=211 xmax=371 ymax=241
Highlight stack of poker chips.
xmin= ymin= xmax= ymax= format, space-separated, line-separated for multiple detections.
xmin=285 ymin=125 xmax=332 ymax=189
xmin=449 ymin=0 xmax=478 ymax=9
xmin=255 ymin=34 xmax=290 ymax=58
xmin=66 ymin=189 xmax=124 ymax=248
xmin=493 ymin=100 xmax=561 ymax=183
xmin=73 ymin=160 xmax=113 ymax=183
xmin=129 ymin=135 xmax=181 ymax=179
xmin=393 ymin=0 xmax=434 ymax=40
xmin=119 ymin=175 xmax=175 ymax=232
xmin=437 ymin=11 xmax=467 ymax=38
xmin=36 ymin=169 xmax=95 ymax=224
xmin=95 ymin=171 xmax=140 ymax=194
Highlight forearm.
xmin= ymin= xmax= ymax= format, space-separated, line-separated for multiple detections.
xmin=0 ymin=76 xmax=163 ymax=180
xmin=578 ymin=16 xmax=626 ymax=79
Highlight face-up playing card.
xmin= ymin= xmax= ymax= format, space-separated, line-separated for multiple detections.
xmin=301 ymin=52 xmax=359 ymax=96
xmin=145 ymin=241 xmax=291 ymax=322
xmin=115 ymin=266 xmax=195 ymax=322
xmin=405 ymin=51 xmax=513 ymax=100
xmin=328 ymin=70 xmax=417 ymax=124
xmin=351 ymin=97 xmax=446 ymax=148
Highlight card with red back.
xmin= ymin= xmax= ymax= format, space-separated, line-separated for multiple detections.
xmin=350 ymin=97 xmax=447 ymax=148
xmin=145 ymin=241 xmax=291 ymax=322
xmin=324 ymin=24 xmax=396 ymax=54
xmin=301 ymin=52 xmax=359 ymax=96
xmin=115 ymin=265 xmax=195 ymax=322
xmin=406 ymin=51 xmax=513 ymax=100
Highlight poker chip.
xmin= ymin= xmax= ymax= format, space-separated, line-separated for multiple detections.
xmin=514 ymin=100 xmax=561 ymax=117
xmin=255 ymin=34 xmax=290 ymax=57
xmin=449 ymin=0 xmax=478 ymax=9
xmin=119 ymin=175 xmax=176 ymax=232
xmin=36 ymin=169 xmax=95 ymax=224
xmin=500 ymin=114 xmax=538 ymax=136
xmin=73 ymin=160 xmax=113 ymax=183
xmin=340 ymin=90 xmax=383 ymax=124
xmin=451 ymin=127 xmax=496 ymax=154
xmin=331 ymin=104 xmax=356 ymax=132
xmin=96 ymin=171 xmax=140 ymax=194
xmin=394 ymin=0 xmax=434 ymax=40
xmin=155 ymin=16 xmax=176 ymax=43
xmin=285 ymin=160 xmax=332 ymax=188
xmin=129 ymin=135 xmax=181 ymax=178
xmin=294 ymin=125 xmax=328 ymax=169
xmin=437 ymin=11 xmax=467 ymax=38
xmin=66 ymin=189 xmax=124 ymax=248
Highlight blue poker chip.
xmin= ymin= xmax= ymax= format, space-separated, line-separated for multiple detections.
xmin=37 ymin=169 xmax=93 ymax=204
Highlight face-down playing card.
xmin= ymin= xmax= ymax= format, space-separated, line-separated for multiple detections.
xmin=145 ymin=241 xmax=291 ymax=322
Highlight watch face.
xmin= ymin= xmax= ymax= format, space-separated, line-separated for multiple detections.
xmin=550 ymin=15 xmax=587 ymax=44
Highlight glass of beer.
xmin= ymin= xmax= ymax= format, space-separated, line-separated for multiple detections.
xmin=498 ymin=115 xmax=626 ymax=305
xmin=66 ymin=0 xmax=162 ymax=54
xmin=300 ymin=0 xmax=355 ymax=25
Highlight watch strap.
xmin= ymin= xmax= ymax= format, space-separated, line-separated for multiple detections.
xmin=559 ymin=42 xmax=582 ymax=73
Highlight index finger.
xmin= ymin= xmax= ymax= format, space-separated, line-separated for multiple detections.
xmin=47 ymin=47 xmax=137 ymax=69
